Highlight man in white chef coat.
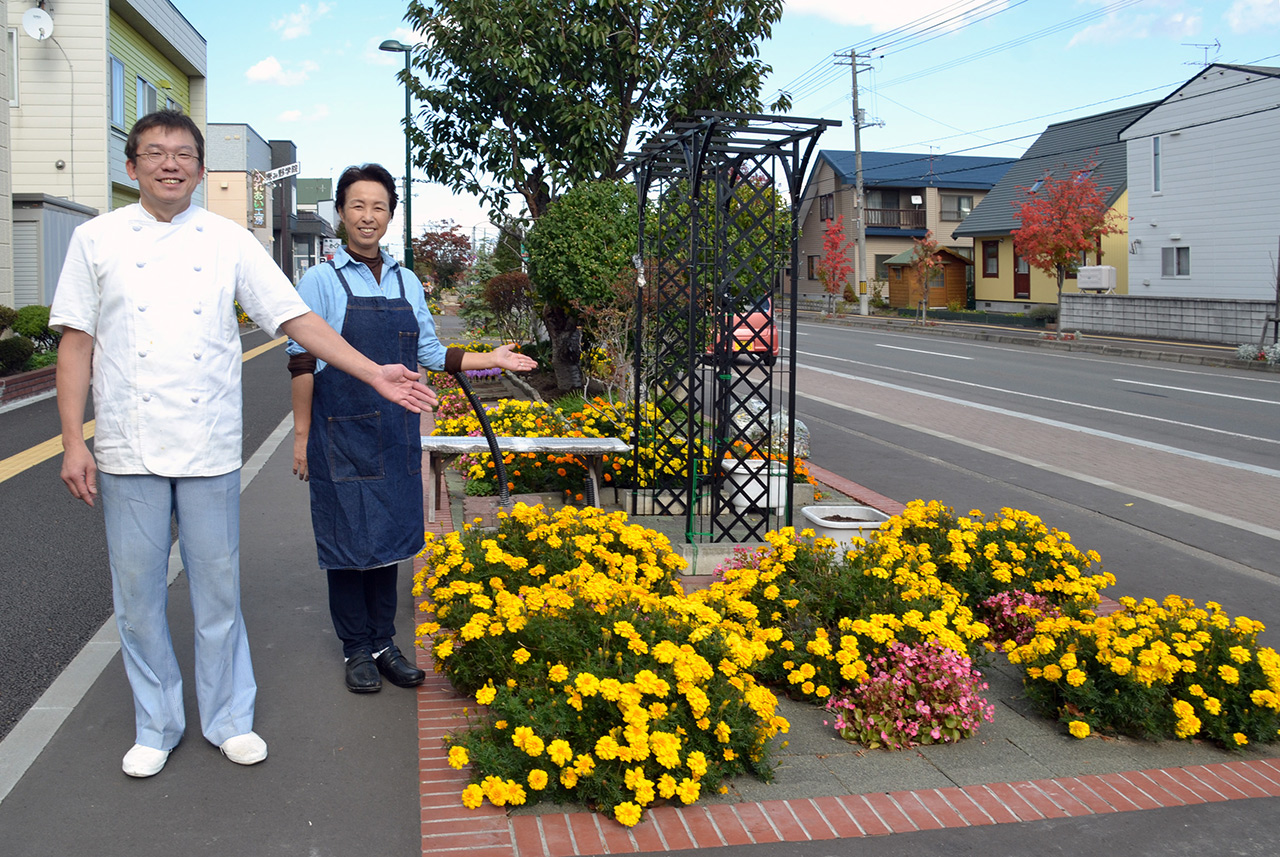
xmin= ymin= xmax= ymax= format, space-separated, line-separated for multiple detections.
xmin=50 ymin=110 xmax=435 ymax=778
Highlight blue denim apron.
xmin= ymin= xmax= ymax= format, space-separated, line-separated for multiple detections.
xmin=306 ymin=262 xmax=424 ymax=571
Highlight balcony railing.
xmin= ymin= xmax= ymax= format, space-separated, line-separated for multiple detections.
xmin=865 ymin=208 xmax=926 ymax=229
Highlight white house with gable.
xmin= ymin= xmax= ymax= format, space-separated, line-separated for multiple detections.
xmin=1120 ymin=64 xmax=1280 ymax=300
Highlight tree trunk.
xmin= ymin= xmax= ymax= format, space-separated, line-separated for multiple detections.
xmin=542 ymin=304 xmax=582 ymax=391
xmin=1056 ymin=264 xmax=1065 ymax=299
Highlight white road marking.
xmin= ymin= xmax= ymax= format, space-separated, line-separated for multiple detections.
xmin=798 ymin=362 xmax=1280 ymax=478
xmin=796 ymin=352 xmax=1280 ymax=448
xmin=875 ymin=344 xmax=972 ymax=359
xmin=1115 ymin=379 xmax=1280 ymax=405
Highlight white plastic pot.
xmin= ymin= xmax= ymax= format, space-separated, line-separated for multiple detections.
xmin=800 ymin=505 xmax=891 ymax=551
xmin=721 ymin=457 xmax=789 ymax=511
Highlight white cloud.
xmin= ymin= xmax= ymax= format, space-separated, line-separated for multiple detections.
xmin=783 ymin=0 xmax=1005 ymax=32
xmin=272 ymin=2 xmax=335 ymax=40
xmin=244 ymin=56 xmax=319 ymax=86
xmin=1068 ymin=10 xmax=1201 ymax=47
xmin=1226 ymin=0 xmax=1280 ymax=32
xmin=277 ymin=104 xmax=332 ymax=123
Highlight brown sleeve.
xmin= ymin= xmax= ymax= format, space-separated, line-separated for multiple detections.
xmin=444 ymin=346 xmax=465 ymax=374
xmin=288 ymin=351 xmax=318 ymax=377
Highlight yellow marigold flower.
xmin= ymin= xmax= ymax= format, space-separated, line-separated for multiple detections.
xmin=1068 ymin=721 xmax=1091 ymax=739
xmin=475 ymin=684 xmax=497 ymax=705
xmin=686 ymin=751 xmax=709 ymax=778
xmin=1218 ymin=664 xmax=1240 ymax=685
xmin=573 ymin=754 xmax=596 ymax=775
xmin=560 ymin=768 xmax=579 ymax=789
xmin=1058 ymin=653 xmax=1078 ymax=671
xmin=1229 ymin=646 xmax=1253 ymax=664
xmin=614 ymin=802 xmax=643 ymax=827
xmin=461 ymin=783 xmax=484 ymax=809
xmin=1110 ymin=657 xmax=1133 ymax=677
xmin=1234 ymin=732 xmax=1249 ymax=746
xmin=723 ymin=748 xmax=737 ymax=761
xmin=549 ymin=664 xmax=570 ymax=682
xmin=547 ymin=739 xmax=573 ymax=766
xmin=1066 ymin=669 xmax=1087 ymax=687
xmin=658 ymin=773 xmax=678 ymax=799
xmin=528 ymin=769 xmax=549 ymax=790
xmin=513 ymin=648 xmax=531 ymax=664
xmin=447 ymin=745 xmax=470 ymax=769
xmin=1204 ymin=697 xmax=1222 ymax=715
xmin=1042 ymin=664 xmax=1063 ymax=682
xmin=676 ymin=777 xmax=701 ymax=804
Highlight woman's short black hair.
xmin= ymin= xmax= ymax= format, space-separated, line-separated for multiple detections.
xmin=336 ymin=163 xmax=398 ymax=215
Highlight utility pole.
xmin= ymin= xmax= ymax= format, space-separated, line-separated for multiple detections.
xmin=836 ymin=50 xmax=882 ymax=316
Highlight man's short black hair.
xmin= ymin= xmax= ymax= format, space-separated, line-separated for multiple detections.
xmin=125 ymin=110 xmax=205 ymax=166
xmin=336 ymin=164 xmax=398 ymax=215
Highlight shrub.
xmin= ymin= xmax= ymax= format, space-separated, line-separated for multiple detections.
xmin=0 ymin=335 xmax=36 ymax=376
xmin=0 ymin=304 xmax=17 ymax=334
xmin=825 ymin=640 xmax=994 ymax=749
xmin=842 ymin=283 xmax=857 ymax=304
xmin=1007 ymin=594 xmax=1280 ymax=747
xmin=1235 ymin=343 xmax=1280 ymax=364
xmin=1027 ymin=304 xmax=1059 ymax=323
xmin=13 ymin=304 xmax=60 ymax=351
xmin=415 ymin=504 xmax=787 ymax=825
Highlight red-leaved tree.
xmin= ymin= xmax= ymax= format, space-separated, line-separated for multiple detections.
xmin=910 ymin=230 xmax=945 ymax=315
xmin=1011 ymin=159 xmax=1123 ymax=298
xmin=814 ymin=215 xmax=855 ymax=312
xmin=412 ymin=220 xmax=474 ymax=291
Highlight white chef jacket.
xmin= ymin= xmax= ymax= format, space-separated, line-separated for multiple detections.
xmin=50 ymin=203 xmax=311 ymax=478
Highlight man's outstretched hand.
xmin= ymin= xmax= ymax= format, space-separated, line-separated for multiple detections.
xmin=372 ymin=364 xmax=438 ymax=413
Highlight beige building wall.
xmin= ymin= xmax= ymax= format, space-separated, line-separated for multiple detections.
xmin=0 ymin=0 xmax=14 ymax=308
xmin=8 ymin=2 xmax=109 ymax=213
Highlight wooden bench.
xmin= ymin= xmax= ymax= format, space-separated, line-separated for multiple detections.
xmin=420 ymin=436 xmax=631 ymax=522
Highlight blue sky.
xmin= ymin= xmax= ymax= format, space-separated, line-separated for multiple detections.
xmin=181 ymin=1 xmax=1280 ymax=254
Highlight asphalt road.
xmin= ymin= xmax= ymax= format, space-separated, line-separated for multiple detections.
xmin=0 ymin=327 xmax=295 ymax=741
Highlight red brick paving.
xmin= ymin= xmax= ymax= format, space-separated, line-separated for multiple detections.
xmin=413 ymin=445 xmax=1280 ymax=856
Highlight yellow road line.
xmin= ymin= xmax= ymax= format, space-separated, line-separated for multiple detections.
xmin=0 ymin=335 xmax=288 ymax=486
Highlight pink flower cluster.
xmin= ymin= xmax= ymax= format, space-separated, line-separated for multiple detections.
xmin=710 ymin=546 xmax=765 ymax=583
xmin=977 ymin=590 xmax=1060 ymax=647
xmin=824 ymin=641 xmax=994 ymax=750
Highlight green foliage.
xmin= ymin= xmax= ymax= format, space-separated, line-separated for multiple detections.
xmin=481 ymin=270 xmax=539 ymax=346
xmin=13 ymin=304 xmax=60 ymax=351
xmin=0 ymin=336 xmax=36 ymax=376
xmin=1028 ymin=304 xmax=1060 ymax=322
xmin=403 ymin=0 xmax=788 ymax=220
xmin=23 ymin=350 xmax=59 ymax=371
xmin=527 ymin=180 xmax=638 ymax=333
xmin=0 ymin=304 xmax=17 ymax=334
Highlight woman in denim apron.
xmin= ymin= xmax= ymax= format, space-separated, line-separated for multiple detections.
xmin=287 ymin=164 xmax=535 ymax=693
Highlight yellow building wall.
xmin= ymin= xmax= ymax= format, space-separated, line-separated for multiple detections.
xmin=108 ymin=13 xmax=192 ymax=124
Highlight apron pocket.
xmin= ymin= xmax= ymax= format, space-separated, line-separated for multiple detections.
xmin=326 ymin=411 xmax=385 ymax=481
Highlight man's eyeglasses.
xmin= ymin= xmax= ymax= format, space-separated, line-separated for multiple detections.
xmin=136 ymin=151 xmax=199 ymax=165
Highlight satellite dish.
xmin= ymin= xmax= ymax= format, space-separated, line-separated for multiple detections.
xmin=22 ymin=7 xmax=54 ymax=41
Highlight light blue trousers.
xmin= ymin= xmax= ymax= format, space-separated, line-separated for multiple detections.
xmin=99 ymin=471 xmax=256 ymax=750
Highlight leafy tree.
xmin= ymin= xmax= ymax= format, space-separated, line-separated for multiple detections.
xmin=526 ymin=180 xmax=638 ymax=390
xmin=482 ymin=270 xmax=540 ymax=347
xmin=815 ymin=215 xmax=854 ymax=312
xmin=412 ymin=220 xmax=473 ymax=291
xmin=1012 ymin=159 xmax=1123 ymax=298
xmin=910 ymin=231 xmax=945 ymax=320
xmin=402 ymin=0 xmax=789 ymax=220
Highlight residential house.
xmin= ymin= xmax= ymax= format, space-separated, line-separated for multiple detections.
xmin=884 ymin=246 xmax=973 ymax=310
xmin=6 ymin=0 xmax=206 ymax=307
xmin=796 ymin=150 xmax=1009 ymax=305
xmin=952 ymin=102 xmax=1153 ymax=312
xmin=1119 ymin=64 xmax=1280 ymax=301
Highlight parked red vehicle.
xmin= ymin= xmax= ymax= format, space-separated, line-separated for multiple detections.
xmin=711 ymin=296 xmax=778 ymax=367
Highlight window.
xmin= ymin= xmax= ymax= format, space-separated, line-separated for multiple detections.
xmin=136 ymin=77 xmax=158 ymax=117
xmin=1029 ymin=178 xmax=1045 ymax=193
xmin=166 ymin=97 xmax=180 ymax=112
xmin=819 ymin=193 xmax=834 ymax=221
xmin=874 ymin=254 xmax=893 ymax=280
xmin=1152 ymin=136 xmax=1162 ymax=193
xmin=109 ymin=56 xmax=125 ymax=128
xmin=8 ymin=29 xmax=18 ymax=105
xmin=940 ymin=194 xmax=973 ymax=221
xmin=1161 ymin=246 xmax=1190 ymax=277
xmin=982 ymin=241 xmax=999 ymax=277
xmin=807 ymin=255 xmax=819 ymax=279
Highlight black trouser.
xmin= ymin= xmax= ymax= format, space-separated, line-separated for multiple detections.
xmin=327 ymin=564 xmax=397 ymax=659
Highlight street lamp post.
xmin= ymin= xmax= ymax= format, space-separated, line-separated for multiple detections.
xmin=379 ymin=39 xmax=414 ymax=272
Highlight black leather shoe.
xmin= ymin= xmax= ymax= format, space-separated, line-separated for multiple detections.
xmin=345 ymin=652 xmax=382 ymax=693
xmin=375 ymin=645 xmax=425 ymax=688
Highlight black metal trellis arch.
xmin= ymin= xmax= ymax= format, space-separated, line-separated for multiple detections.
xmin=628 ymin=112 xmax=837 ymax=543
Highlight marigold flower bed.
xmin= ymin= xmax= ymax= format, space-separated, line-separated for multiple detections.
xmin=413 ymin=498 xmax=1280 ymax=827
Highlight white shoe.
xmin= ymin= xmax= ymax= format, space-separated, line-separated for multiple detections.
xmin=219 ymin=731 xmax=268 ymax=765
xmin=122 ymin=744 xmax=170 ymax=778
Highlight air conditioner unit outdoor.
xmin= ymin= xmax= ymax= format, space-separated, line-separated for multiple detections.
xmin=1076 ymin=266 xmax=1116 ymax=294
